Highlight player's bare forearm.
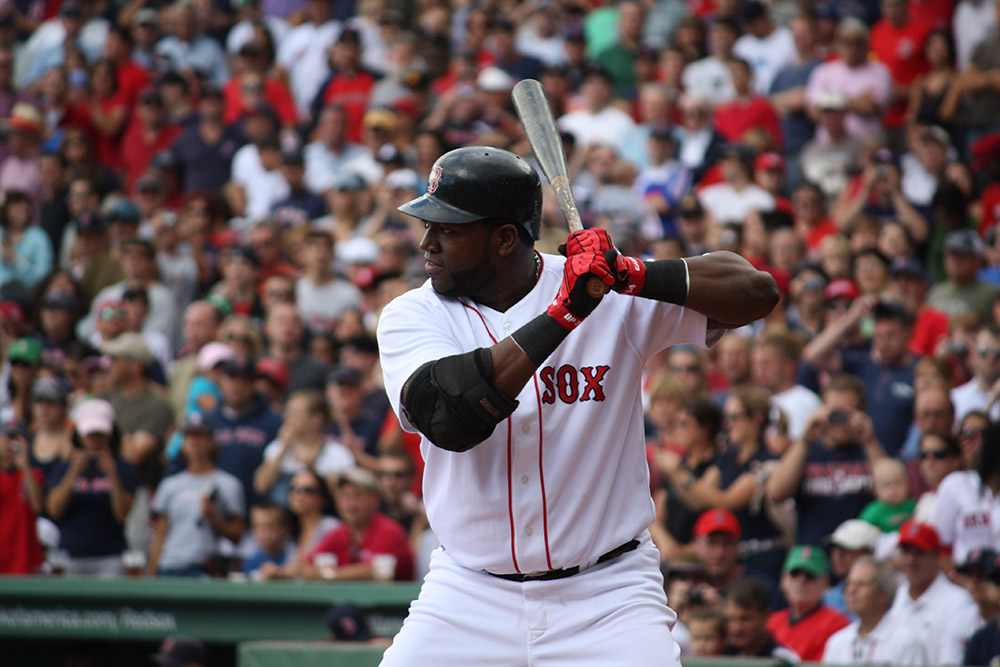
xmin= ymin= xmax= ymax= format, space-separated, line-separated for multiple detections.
xmin=491 ymin=337 xmax=543 ymax=399
xmin=683 ymin=251 xmax=779 ymax=326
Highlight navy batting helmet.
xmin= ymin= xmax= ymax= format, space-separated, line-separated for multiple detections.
xmin=398 ymin=146 xmax=542 ymax=240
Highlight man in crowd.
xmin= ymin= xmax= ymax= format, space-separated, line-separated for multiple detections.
xmin=723 ymin=576 xmax=800 ymax=660
xmin=752 ymin=331 xmax=820 ymax=440
xmin=950 ymin=322 xmax=1000 ymax=423
xmin=822 ymin=519 xmax=881 ymax=616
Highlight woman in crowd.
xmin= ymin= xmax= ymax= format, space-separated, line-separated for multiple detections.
xmin=258 ymin=468 xmax=341 ymax=580
xmin=253 ymin=389 xmax=355 ymax=505
xmin=147 ymin=415 xmax=244 ymax=577
xmin=958 ymin=411 xmax=992 ymax=470
xmin=87 ymin=60 xmax=129 ymax=169
xmin=650 ymin=397 xmax=722 ymax=561
xmin=0 ymin=190 xmax=52 ymax=289
xmin=914 ymin=432 xmax=963 ymax=521
xmin=28 ymin=376 xmax=74 ymax=479
xmin=661 ymin=386 xmax=787 ymax=581
xmin=218 ymin=314 xmax=263 ymax=359
xmin=3 ymin=337 xmax=43 ymax=426
xmin=44 ymin=399 xmax=136 ymax=575
xmin=916 ymin=30 xmax=958 ymax=130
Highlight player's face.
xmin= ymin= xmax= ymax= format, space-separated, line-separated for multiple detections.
xmin=419 ymin=220 xmax=500 ymax=299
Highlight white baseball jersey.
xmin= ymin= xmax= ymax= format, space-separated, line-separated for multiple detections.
xmin=930 ymin=470 xmax=1000 ymax=564
xmin=890 ymin=572 xmax=979 ymax=666
xmin=377 ymin=252 xmax=718 ymax=575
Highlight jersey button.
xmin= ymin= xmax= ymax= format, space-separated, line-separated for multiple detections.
xmin=521 ymin=475 xmax=529 ymax=485
xmin=521 ymin=424 xmax=530 ymax=434
xmin=525 ymin=528 xmax=533 ymax=537
xmin=503 ymin=322 xmax=513 ymax=331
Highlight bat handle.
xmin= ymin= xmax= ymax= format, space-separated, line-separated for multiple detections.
xmin=587 ymin=277 xmax=610 ymax=298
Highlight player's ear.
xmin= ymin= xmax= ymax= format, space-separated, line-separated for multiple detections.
xmin=494 ymin=223 xmax=520 ymax=256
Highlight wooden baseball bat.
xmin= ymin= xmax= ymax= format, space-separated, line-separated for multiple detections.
xmin=512 ymin=79 xmax=608 ymax=298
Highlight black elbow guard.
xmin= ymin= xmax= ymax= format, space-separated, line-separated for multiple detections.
xmin=402 ymin=348 xmax=519 ymax=452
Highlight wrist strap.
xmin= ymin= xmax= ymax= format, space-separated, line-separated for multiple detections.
xmin=637 ymin=258 xmax=688 ymax=305
xmin=510 ymin=313 xmax=571 ymax=366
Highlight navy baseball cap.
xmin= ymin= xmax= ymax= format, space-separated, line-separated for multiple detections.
xmin=889 ymin=255 xmax=928 ymax=281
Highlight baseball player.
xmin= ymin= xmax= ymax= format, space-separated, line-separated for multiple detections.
xmin=376 ymin=146 xmax=778 ymax=665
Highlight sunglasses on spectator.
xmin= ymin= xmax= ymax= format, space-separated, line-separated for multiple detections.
xmin=267 ymin=290 xmax=293 ymax=300
xmin=379 ymin=470 xmax=409 ymax=479
xmin=788 ymin=569 xmax=817 ymax=581
xmin=826 ymin=300 xmax=851 ymax=311
xmin=290 ymin=485 xmax=318 ymax=494
xmin=669 ymin=364 xmax=700 ymax=374
xmin=961 ymin=427 xmax=986 ymax=440
xmin=723 ymin=412 xmax=748 ymax=423
xmin=977 ymin=347 xmax=1000 ymax=360
xmin=919 ymin=449 xmax=952 ymax=460
xmin=226 ymin=334 xmax=253 ymax=344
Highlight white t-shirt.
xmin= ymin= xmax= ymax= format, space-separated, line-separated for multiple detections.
xmin=931 ymin=470 xmax=1000 ymax=563
xmin=698 ymin=183 xmax=775 ymax=225
xmin=890 ymin=572 xmax=979 ymax=665
xmin=733 ymin=27 xmax=797 ymax=96
xmin=955 ymin=0 xmax=998 ymax=71
xmin=681 ymin=56 xmax=735 ymax=105
xmin=277 ymin=20 xmax=341 ymax=114
xmin=772 ymin=384 xmax=822 ymax=440
xmin=822 ymin=613 xmax=927 ymax=665
xmin=951 ymin=377 xmax=1000 ymax=425
xmin=262 ymin=438 xmax=356 ymax=478
xmin=558 ymin=105 xmax=637 ymax=149
xmin=295 ymin=276 xmax=363 ymax=334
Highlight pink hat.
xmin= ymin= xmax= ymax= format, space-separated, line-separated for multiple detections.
xmin=73 ymin=399 xmax=115 ymax=436
xmin=197 ymin=341 xmax=235 ymax=372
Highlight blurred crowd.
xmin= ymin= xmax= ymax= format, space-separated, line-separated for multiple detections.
xmin=1 ymin=0 xmax=1000 ymax=662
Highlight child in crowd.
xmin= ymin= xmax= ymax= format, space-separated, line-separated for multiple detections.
xmin=242 ymin=502 xmax=295 ymax=576
xmin=687 ymin=607 xmax=727 ymax=657
xmin=859 ymin=458 xmax=916 ymax=533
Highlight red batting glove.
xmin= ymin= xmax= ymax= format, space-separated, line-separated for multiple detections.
xmin=558 ymin=229 xmax=616 ymax=257
xmin=604 ymin=249 xmax=647 ymax=296
xmin=546 ymin=253 xmax=615 ymax=330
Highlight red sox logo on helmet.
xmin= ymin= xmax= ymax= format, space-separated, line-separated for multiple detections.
xmin=427 ymin=166 xmax=442 ymax=193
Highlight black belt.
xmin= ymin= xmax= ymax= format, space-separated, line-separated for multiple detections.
xmin=487 ymin=539 xmax=640 ymax=583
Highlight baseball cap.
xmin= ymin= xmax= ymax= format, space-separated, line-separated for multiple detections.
xmin=338 ymin=237 xmax=379 ymax=266
xmin=5 ymin=103 xmax=43 ymax=134
xmin=197 ymin=341 xmax=235 ymax=372
xmin=101 ymin=332 xmax=154 ymax=363
xmin=180 ymin=412 xmax=214 ymax=435
xmin=363 ymin=108 xmax=397 ymax=132
xmin=31 ymin=376 xmax=70 ymax=403
xmin=971 ymin=132 xmax=1000 ymax=171
xmin=140 ymin=88 xmax=163 ymax=106
xmin=151 ymin=635 xmax=207 ymax=667
xmin=898 ymin=519 xmax=941 ymax=553
xmin=150 ymin=150 xmax=179 ymax=171
xmin=75 ymin=211 xmax=107 ymax=235
xmin=107 ymin=198 xmax=140 ymax=223
xmin=823 ymin=278 xmax=860 ymax=303
xmin=0 ymin=300 xmax=25 ymax=325
xmin=337 ymin=26 xmax=361 ymax=45
xmin=649 ymin=122 xmax=673 ymax=142
xmin=889 ymin=255 xmax=928 ymax=281
xmin=73 ymin=398 xmax=115 ymax=436
xmin=41 ymin=290 xmax=79 ymax=311
xmin=871 ymin=147 xmax=898 ymax=167
xmin=8 ymin=337 xmax=42 ymax=365
xmin=281 ymin=148 xmax=304 ymax=166
xmin=678 ymin=194 xmax=704 ymax=218
xmin=944 ymin=229 xmax=985 ymax=256
xmin=0 ymin=419 xmax=29 ymax=439
xmin=957 ymin=547 xmax=1000 ymax=575
xmin=376 ymin=143 xmax=404 ymax=165
xmin=327 ymin=365 xmax=363 ymax=387
xmin=782 ymin=545 xmax=830 ymax=576
xmin=874 ymin=298 xmax=915 ymax=327
xmin=226 ymin=245 xmax=259 ymax=267
xmin=255 ymin=357 xmax=289 ymax=389
xmin=333 ymin=172 xmax=367 ymax=192
xmin=337 ymin=467 xmax=380 ymax=493
xmin=921 ymin=125 xmax=950 ymax=147
xmin=385 ymin=168 xmax=421 ymax=192
xmin=222 ymin=356 xmax=257 ymax=376
xmin=827 ymin=519 xmax=880 ymax=552
xmin=326 ymin=603 xmax=373 ymax=641
xmin=59 ymin=0 xmax=82 ymax=16
xmin=131 ymin=7 xmax=158 ymax=26
xmin=692 ymin=508 xmax=741 ymax=540
xmin=755 ymin=152 xmax=785 ymax=172
xmin=476 ymin=66 xmax=515 ymax=93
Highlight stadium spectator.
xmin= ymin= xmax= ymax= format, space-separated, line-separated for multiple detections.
xmin=913 ymin=432 xmax=964 ymax=521
xmin=769 ymin=14 xmax=822 ymax=164
xmin=891 ymin=519 xmax=980 ymax=664
xmin=242 ymin=501 xmax=294 ymax=576
xmin=954 ymin=548 xmax=1000 ymax=630
xmin=147 ymin=414 xmax=244 ymax=577
xmin=963 ymin=548 xmax=1000 ymax=666
xmin=168 ymin=301 xmax=222 ymax=419
xmin=558 ymin=65 xmax=635 ymax=149
xmin=0 ymin=421 xmax=44 ymax=574
xmin=723 ymin=576 xmax=800 ymax=660
xmin=767 ymin=374 xmax=883 ymax=546
xmin=822 ymin=556 xmax=927 ymax=664
xmin=683 ymin=17 xmax=739 ymax=105
xmin=692 ymin=508 xmax=745 ymax=596
xmin=767 ymin=546 xmax=849 ymax=661
xmin=822 ymin=519 xmax=881 ymax=617
xmin=753 ymin=331 xmax=821 ymax=440
xmin=305 ymin=467 xmax=414 ymax=581
xmin=154 ymin=2 xmax=228 ymax=85
xmin=950 ymin=322 xmax=1000 ymax=422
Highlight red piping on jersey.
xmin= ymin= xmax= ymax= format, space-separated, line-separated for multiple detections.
xmin=461 ymin=301 xmax=520 ymax=573
xmin=532 ymin=373 xmax=553 ymax=570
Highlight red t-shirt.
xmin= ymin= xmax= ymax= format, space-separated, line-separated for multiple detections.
xmin=802 ymin=218 xmax=839 ymax=255
xmin=223 ymin=76 xmax=298 ymax=127
xmin=116 ymin=61 xmax=150 ymax=108
xmin=0 ymin=467 xmax=44 ymax=574
xmin=767 ymin=605 xmax=849 ymax=662
xmin=308 ymin=512 xmax=415 ymax=581
xmin=909 ymin=0 xmax=955 ymax=30
xmin=713 ymin=96 xmax=783 ymax=149
xmin=979 ymin=183 xmax=1000 ymax=236
xmin=119 ymin=119 xmax=182 ymax=193
xmin=910 ymin=304 xmax=950 ymax=357
xmin=320 ymin=71 xmax=377 ymax=143
xmin=870 ymin=17 xmax=933 ymax=127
